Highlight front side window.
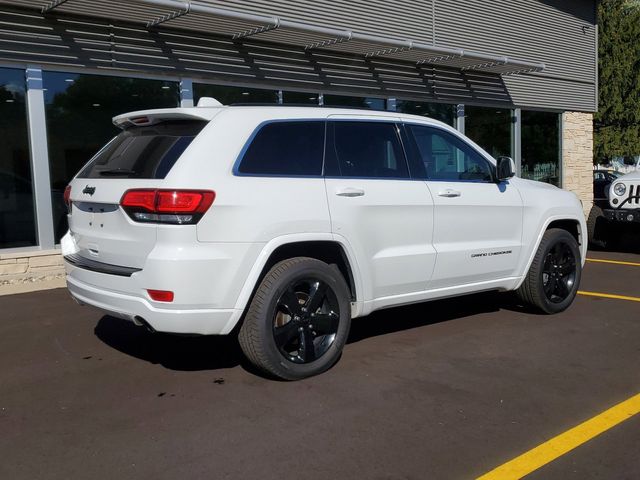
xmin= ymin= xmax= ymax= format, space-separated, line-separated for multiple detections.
xmin=407 ymin=125 xmax=493 ymax=182
xmin=329 ymin=121 xmax=409 ymax=179
xmin=238 ymin=121 xmax=325 ymax=176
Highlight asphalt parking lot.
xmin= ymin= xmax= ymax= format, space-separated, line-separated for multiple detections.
xmin=1 ymin=249 xmax=639 ymax=480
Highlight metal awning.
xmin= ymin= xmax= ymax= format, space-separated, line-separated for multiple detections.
xmin=11 ymin=0 xmax=545 ymax=75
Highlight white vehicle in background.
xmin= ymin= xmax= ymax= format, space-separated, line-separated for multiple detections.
xmin=602 ymin=171 xmax=640 ymax=224
xmin=62 ymin=99 xmax=587 ymax=380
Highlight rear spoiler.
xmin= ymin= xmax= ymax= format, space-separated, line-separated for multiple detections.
xmin=112 ymin=107 xmax=222 ymax=129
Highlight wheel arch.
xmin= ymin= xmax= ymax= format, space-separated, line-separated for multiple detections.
xmin=547 ymin=219 xmax=582 ymax=246
xmin=229 ymin=234 xmax=362 ymax=330
xmin=515 ymin=214 xmax=587 ymax=291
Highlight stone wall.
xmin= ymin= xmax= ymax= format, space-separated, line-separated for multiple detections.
xmin=0 ymin=249 xmax=65 ymax=294
xmin=561 ymin=112 xmax=594 ymax=218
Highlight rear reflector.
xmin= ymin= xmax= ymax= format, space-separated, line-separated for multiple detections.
xmin=120 ymin=189 xmax=215 ymax=224
xmin=147 ymin=289 xmax=174 ymax=302
xmin=64 ymin=185 xmax=71 ymax=210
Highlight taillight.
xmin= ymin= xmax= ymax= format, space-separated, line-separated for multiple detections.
xmin=156 ymin=191 xmax=212 ymax=213
xmin=120 ymin=189 xmax=215 ymax=224
xmin=63 ymin=185 xmax=72 ymax=211
xmin=147 ymin=289 xmax=174 ymax=302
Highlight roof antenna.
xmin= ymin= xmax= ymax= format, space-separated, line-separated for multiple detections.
xmin=197 ymin=97 xmax=223 ymax=107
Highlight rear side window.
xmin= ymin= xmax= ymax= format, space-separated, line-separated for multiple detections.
xmin=238 ymin=121 xmax=325 ymax=176
xmin=328 ymin=121 xmax=409 ymax=179
xmin=77 ymin=120 xmax=206 ymax=179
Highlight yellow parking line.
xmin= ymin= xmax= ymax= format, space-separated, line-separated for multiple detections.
xmin=577 ymin=291 xmax=640 ymax=303
xmin=476 ymin=393 xmax=640 ymax=480
xmin=586 ymin=258 xmax=640 ymax=267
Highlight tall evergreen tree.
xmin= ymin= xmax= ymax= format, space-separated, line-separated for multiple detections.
xmin=595 ymin=0 xmax=640 ymax=161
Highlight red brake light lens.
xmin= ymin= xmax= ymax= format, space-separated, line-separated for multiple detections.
xmin=156 ymin=191 xmax=215 ymax=213
xmin=120 ymin=189 xmax=215 ymax=224
xmin=147 ymin=289 xmax=174 ymax=302
xmin=63 ymin=185 xmax=72 ymax=210
xmin=121 ymin=190 xmax=156 ymax=211
xmin=129 ymin=116 xmax=151 ymax=125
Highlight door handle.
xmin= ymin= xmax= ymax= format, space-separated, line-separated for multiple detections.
xmin=437 ymin=189 xmax=461 ymax=198
xmin=336 ymin=187 xmax=365 ymax=197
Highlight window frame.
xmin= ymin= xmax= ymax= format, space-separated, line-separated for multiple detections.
xmin=323 ymin=119 xmax=413 ymax=180
xmin=402 ymin=122 xmax=497 ymax=183
xmin=233 ymin=119 xmax=328 ymax=178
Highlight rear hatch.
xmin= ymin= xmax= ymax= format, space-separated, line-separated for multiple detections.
xmin=67 ymin=119 xmax=208 ymax=269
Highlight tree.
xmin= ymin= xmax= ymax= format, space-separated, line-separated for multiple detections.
xmin=595 ymin=0 xmax=640 ymax=162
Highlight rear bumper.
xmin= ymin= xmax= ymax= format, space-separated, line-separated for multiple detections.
xmin=603 ymin=208 xmax=640 ymax=223
xmin=67 ymin=275 xmax=240 ymax=335
xmin=62 ymin=232 xmax=264 ymax=335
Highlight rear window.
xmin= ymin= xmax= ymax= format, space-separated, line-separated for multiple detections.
xmin=237 ymin=121 xmax=325 ymax=176
xmin=77 ymin=120 xmax=207 ymax=179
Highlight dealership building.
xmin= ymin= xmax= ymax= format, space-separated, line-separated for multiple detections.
xmin=0 ymin=0 xmax=597 ymax=286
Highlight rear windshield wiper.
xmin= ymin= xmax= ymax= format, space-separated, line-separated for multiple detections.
xmin=98 ymin=168 xmax=137 ymax=176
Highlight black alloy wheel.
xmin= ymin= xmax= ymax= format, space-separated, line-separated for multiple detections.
xmin=541 ymin=241 xmax=577 ymax=303
xmin=273 ymin=279 xmax=340 ymax=364
xmin=516 ymin=228 xmax=582 ymax=314
xmin=238 ymin=257 xmax=351 ymax=380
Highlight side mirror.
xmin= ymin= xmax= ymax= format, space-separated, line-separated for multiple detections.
xmin=496 ymin=156 xmax=516 ymax=181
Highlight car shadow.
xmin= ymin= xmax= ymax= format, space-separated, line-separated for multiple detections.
xmin=94 ymin=316 xmax=246 ymax=371
xmin=593 ymin=233 xmax=640 ymax=254
xmin=94 ymin=291 xmax=538 ymax=373
xmin=347 ymin=290 xmax=537 ymax=343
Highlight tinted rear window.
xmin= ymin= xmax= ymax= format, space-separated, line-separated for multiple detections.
xmin=329 ymin=121 xmax=409 ymax=179
xmin=77 ymin=120 xmax=206 ymax=179
xmin=238 ymin=121 xmax=325 ymax=176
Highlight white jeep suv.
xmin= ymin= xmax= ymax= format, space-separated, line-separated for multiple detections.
xmin=62 ymin=100 xmax=586 ymax=379
xmin=604 ymin=171 xmax=640 ymax=223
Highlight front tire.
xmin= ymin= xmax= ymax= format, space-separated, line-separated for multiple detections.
xmin=238 ymin=257 xmax=351 ymax=380
xmin=516 ymin=228 xmax=582 ymax=314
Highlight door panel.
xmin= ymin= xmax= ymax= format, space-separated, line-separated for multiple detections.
xmin=405 ymin=123 xmax=523 ymax=288
xmin=428 ymin=181 xmax=522 ymax=288
xmin=324 ymin=120 xmax=435 ymax=300
xmin=326 ymin=178 xmax=435 ymax=299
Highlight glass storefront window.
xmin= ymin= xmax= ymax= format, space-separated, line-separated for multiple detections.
xmin=465 ymin=106 xmax=512 ymax=158
xmin=193 ymin=83 xmax=278 ymax=105
xmin=323 ymin=94 xmax=385 ymax=110
xmin=521 ymin=110 xmax=560 ymax=186
xmin=282 ymin=91 xmax=319 ymax=105
xmin=0 ymin=68 xmax=36 ymax=249
xmin=395 ymin=100 xmax=455 ymax=126
xmin=43 ymin=72 xmax=180 ymax=242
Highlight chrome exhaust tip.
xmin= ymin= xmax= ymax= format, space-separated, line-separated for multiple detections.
xmin=133 ymin=315 xmax=156 ymax=333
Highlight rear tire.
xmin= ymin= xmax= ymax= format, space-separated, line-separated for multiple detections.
xmin=238 ymin=257 xmax=351 ymax=380
xmin=516 ymin=228 xmax=582 ymax=314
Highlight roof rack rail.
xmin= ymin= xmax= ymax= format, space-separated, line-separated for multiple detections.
xmin=227 ymin=103 xmax=387 ymax=111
